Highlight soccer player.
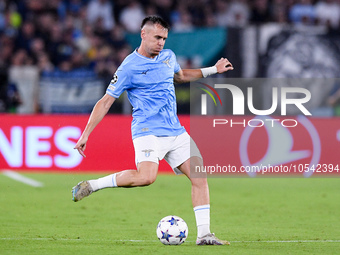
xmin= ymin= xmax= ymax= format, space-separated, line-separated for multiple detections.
xmin=72 ymin=15 xmax=233 ymax=245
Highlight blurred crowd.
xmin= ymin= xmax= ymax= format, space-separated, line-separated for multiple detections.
xmin=1 ymin=0 xmax=340 ymax=74
xmin=1 ymin=0 xmax=340 ymax=112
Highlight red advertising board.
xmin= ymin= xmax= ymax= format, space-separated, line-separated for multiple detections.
xmin=0 ymin=114 xmax=339 ymax=176
xmin=0 ymin=114 xmax=189 ymax=172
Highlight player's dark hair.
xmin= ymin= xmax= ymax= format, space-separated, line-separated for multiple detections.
xmin=141 ymin=15 xmax=170 ymax=31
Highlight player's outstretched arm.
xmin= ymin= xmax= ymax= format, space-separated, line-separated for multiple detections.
xmin=74 ymin=94 xmax=115 ymax=157
xmin=174 ymin=58 xmax=233 ymax=84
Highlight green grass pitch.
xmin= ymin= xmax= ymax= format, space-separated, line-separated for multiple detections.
xmin=1 ymin=173 xmax=340 ymax=255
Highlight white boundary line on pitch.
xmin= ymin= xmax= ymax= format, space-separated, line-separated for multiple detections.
xmin=1 ymin=238 xmax=340 ymax=243
xmin=2 ymin=170 xmax=44 ymax=187
xmin=231 ymin=240 xmax=340 ymax=243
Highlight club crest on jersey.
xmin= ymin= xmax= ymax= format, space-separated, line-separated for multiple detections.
xmin=162 ymin=59 xmax=171 ymax=68
xmin=142 ymin=149 xmax=154 ymax=157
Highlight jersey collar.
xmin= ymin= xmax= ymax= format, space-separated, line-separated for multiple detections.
xmin=134 ymin=48 xmax=160 ymax=61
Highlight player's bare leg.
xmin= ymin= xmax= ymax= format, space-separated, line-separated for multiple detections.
xmin=116 ymin=161 xmax=158 ymax=187
xmin=179 ymin=156 xmax=209 ymax=207
xmin=178 ymin=156 xmax=230 ymax=245
xmin=72 ymin=161 xmax=158 ymax=201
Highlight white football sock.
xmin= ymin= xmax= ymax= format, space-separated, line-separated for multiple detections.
xmin=194 ymin=204 xmax=211 ymax=238
xmin=88 ymin=173 xmax=117 ymax=192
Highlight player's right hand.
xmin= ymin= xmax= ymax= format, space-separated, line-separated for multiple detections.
xmin=74 ymin=135 xmax=88 ymax=158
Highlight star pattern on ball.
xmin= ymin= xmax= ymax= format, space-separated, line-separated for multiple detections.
xmin=161 ymin=229 xmax=173 ymax=242
xmin=176 ymin=230 xmax=186 ymax=242
xmin=167 ymin=217 xmax=179 ymax=226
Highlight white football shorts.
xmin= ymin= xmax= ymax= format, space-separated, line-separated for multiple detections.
xmin=133 ymin=132 xmax=202 ymax=175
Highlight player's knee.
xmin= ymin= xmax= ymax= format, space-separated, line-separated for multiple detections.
xmin=141 ymin=175 xmax=157 ymax=186
xmin=137 ymin=161 xmax=158 ymax=186
xmin=191 ymin=176 xmax=208 ymax=188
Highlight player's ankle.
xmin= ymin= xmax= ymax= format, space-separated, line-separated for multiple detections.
xmin=88 ymin=180 xmax=99 ymax=191
xmin=197 ymin=224 xmax=210 ymax=238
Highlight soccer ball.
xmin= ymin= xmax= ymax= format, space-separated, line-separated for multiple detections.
xmin=156 ymin=215 xmax=188 ymax=245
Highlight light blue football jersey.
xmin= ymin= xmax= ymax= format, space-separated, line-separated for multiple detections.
xmin=106 ymin=49 xmax=186 ymax=139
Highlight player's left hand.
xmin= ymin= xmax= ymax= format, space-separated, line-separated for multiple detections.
xmin=215 ymin=58 xmax=234 ymax=73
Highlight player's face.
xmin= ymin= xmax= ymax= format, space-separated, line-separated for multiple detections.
xmin=141 ymin=24 xmax=168 ymax=58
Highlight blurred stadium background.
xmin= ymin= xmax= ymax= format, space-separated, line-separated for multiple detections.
xmin=1 ymin=0 xmax=340 ymax=115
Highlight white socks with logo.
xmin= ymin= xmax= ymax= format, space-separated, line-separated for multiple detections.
xmin=88 ymin=173 xmax=117 ymax=192
xmin=194 ymin=204 xmax=211 ymax=238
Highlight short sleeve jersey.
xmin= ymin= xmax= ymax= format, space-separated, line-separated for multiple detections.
xmin=106 ymin=49 xmax=186 ymax=139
